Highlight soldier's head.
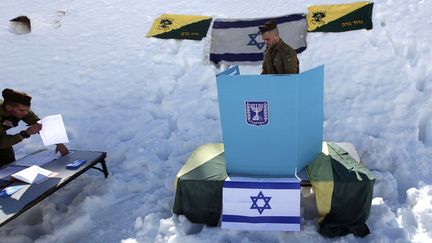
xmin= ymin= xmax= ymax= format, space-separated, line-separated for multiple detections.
xmin=259 ymin=20 xmax=279 ymax=48
xmin=2 ymin=88 xmax=31 ymax=119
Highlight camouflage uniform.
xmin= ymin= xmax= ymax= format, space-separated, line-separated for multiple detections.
xmin=261 ymin=38 xmax=299 ymax=75
xmin=0 ymin=100 xmax=39 ymax=166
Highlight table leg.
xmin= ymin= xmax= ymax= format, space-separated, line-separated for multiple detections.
xmin=91 ymin=160 xmax=109 ymax=178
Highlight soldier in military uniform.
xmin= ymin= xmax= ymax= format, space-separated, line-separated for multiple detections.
xmin=259 ymin=20 xmax=299 ymax=74
xmin=0 ymin=88 xmax=69 ymax=167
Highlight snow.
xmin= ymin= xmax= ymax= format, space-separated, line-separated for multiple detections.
xmin=1 ymin=0 xmax=432 ymax=242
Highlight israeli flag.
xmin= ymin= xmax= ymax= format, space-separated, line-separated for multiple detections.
xmin=210 ymin=14 xmax=307 ymax=65
xmin=222 ymin=176 xmax=301 ymax=231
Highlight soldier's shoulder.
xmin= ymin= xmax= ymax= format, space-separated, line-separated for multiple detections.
xmin=277 ymin=40 xmax=295 ymax=53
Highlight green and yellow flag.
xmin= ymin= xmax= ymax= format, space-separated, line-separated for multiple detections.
xmin=146 ymin=14 xmax=212 ymax=40
xmin=307 ymin=1 xmax=373 ymax=32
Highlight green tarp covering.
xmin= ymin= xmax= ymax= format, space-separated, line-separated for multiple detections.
xmin=306 ymin=142 xmax=375 ymax=237
xmin=173 ymin=144 xmax=227 ymax=226
xmin=174 ymin=142 xmax=375 ymax=236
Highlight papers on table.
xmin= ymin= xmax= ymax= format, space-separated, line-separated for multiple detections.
xmin=11 ymin=165 xmax=56 ymax=184
xmin=9 ymin=150 xmax=61 ymax=167
xmin=0 ymin=166 xmax=25 ymax=181
xmin=38 ymin=114 xmax=69 ymax=146
xmin=0 ymin=185 xmax=24 ymax=198
xmin=1 ymin=149 xmax=72 ymax=182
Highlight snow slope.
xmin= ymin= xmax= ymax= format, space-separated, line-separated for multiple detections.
xmin=0 ymin=0 xmax=432 ymax=242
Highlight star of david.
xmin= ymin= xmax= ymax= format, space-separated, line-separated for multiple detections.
xmin=247 ymin=31 xmax=265 ymax=50
xmin=250 ymin=191 xmax=271 ymax=214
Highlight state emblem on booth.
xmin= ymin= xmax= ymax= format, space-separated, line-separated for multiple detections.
xmin=246 ymin=101 xmax=268 ymax=126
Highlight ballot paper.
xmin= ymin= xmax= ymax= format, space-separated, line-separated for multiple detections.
xmin=11 ymin=165 xmax=56 ymax=184
xmin=38 ymin=114 xmax=69 ymax=146
xmin=9 ymin=149 xmax=61 ymax=167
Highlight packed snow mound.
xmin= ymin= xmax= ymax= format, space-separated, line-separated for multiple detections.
xmin=1 ymin=0 xmax=432 ymax=242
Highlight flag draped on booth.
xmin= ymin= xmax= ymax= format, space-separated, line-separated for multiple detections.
xmin=146 ymin=14 xmax=212 ymax=40
xmin=209 ymin=14 xmax=307 ymax=65
xmin=307 ymin=1 xmax=374 ymax=32
xmin=222 ymin=177 xmax=301 ymax=231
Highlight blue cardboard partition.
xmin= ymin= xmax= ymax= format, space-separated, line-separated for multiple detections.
xmin=216 ymin=65 xmax=324 ymax=177
xmin=216 ymin=65 xmax=240 ymax=76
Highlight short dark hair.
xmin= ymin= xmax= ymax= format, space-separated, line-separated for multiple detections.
xmin=2 ymin=88 xmax=31 ymax=106
xmin=259 ymin=20 xmax=278 ymax=34
xmin=3 ymin=100 xmax=21 ymax=108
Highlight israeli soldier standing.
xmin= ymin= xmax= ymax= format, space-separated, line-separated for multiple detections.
xmin=259 ymin=20 xmax=299 ymax=74
xmin=0 ymin=88 xmax=69 ymax=167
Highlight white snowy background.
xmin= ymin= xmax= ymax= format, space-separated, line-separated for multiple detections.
xmin=1 ymin=0 xmax=432 ymax=242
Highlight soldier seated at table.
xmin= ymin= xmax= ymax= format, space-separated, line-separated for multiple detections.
xmin=0 ymin=88 xmax=69 ymax=167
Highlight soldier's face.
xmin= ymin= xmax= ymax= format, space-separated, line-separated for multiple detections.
xmin=262 ymin=31 xmax=279 ymax=48
xmin=6 ymin=103 xmax=29 ymax=119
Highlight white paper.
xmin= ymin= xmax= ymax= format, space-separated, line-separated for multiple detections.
xmin=9 ymin=150 xmax=61 ymax=167
xmin=11 ymin=165 xmax=55 ymax=184
xmin=39 ymin=114 xmax=69 ymax=146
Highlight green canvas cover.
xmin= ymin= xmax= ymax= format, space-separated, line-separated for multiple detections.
xmin=306 ymin=142 xmax=375 ymax=237
xmin=173 ymin=143 xmax=227 ymax=226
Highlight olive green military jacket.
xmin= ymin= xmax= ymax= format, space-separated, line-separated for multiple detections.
xmin=0 ymin=100 xmax=39 ymax=149
xmin=261 ymin=38 xmax=299 ymax=75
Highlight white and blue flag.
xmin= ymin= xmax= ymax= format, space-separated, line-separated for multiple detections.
xmin=222 ymin=176 xmax=301 ymax=231
xmin=210 ymin=14 xmax=307 ymax=65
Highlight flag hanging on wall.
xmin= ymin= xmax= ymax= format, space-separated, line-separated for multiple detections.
xmin=307 ymin=1 xmax=374 ymax=32
xmin=146 ymin=14 xmax=212 ymax=40
xmin=209 ymin=14 xmax=307 ymax=65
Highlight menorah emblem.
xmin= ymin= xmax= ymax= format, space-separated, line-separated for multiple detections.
xmin=251 ymin=103 xmax=264 ymax=121
xmin=246 ymin=101 xmax=268 ymax=126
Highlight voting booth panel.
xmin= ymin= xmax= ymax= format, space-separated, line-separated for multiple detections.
xmin=216 ymin=66 xmax=324 ymax=177
xmin=173 ymin=66 xmax=326 ymax=232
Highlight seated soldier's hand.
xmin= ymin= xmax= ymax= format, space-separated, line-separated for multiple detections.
xmin=55 ymin=143 xmax=69 ymax=156
xmin=26 ymin=123 xmax=42 ymax=135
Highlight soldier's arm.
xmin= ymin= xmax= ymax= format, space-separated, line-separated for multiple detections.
xmin=293 ymin=50 xmax=300 ymax=74
xmin=22 ymin=109 xmax=40 ymax=125
xmin=261 ymin=63 xmax=268 ymax=74
xmin=0 ymin=126 xmax=24 ymax=148
xmin=261 ymin=51 xmax=269 ymax=74
xmin=282 ymin=50 xmax=299 ymax=74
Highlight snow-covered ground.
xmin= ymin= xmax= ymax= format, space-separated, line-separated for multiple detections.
xmin=1 ymin=0 xmax=432 ymax=242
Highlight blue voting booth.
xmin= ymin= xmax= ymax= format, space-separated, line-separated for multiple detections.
xmin=217 ymin=65 xmax=324 ymax=177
